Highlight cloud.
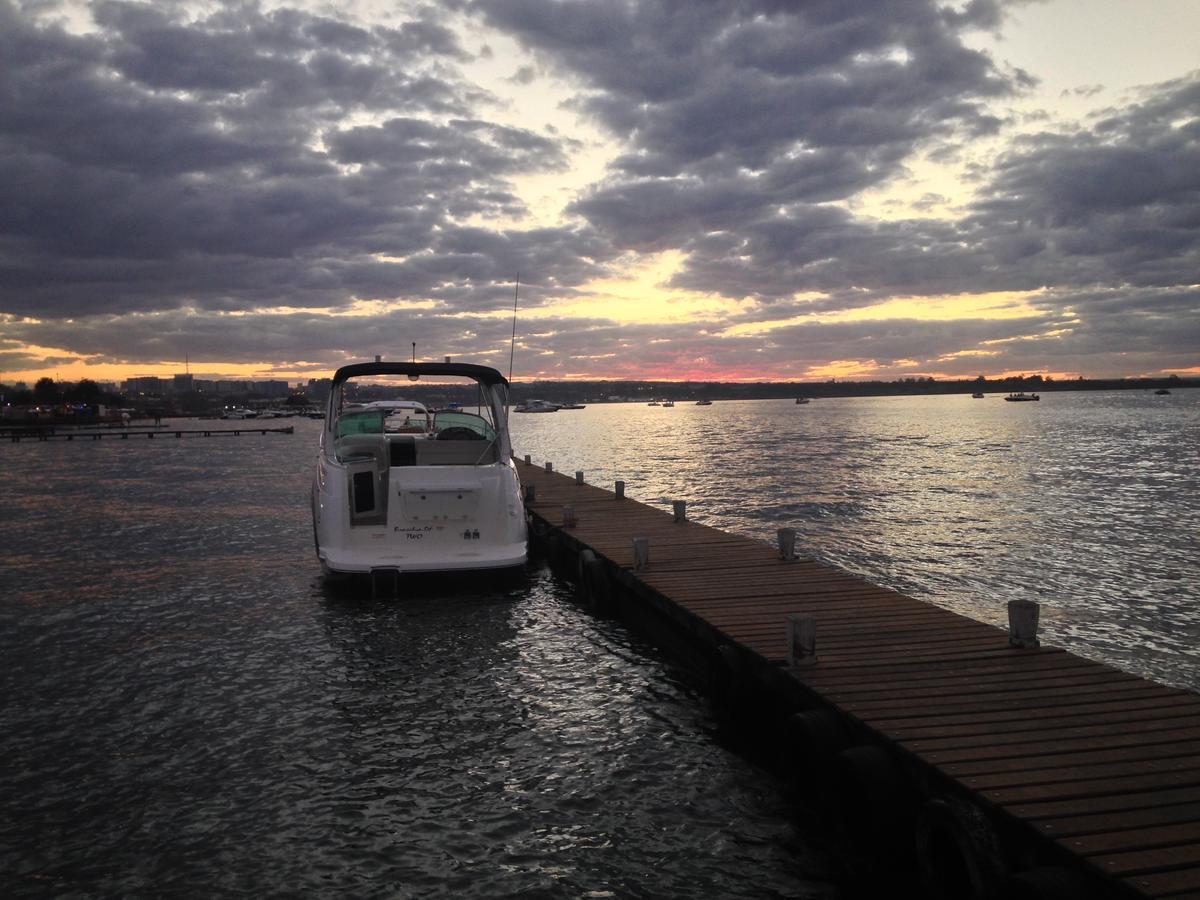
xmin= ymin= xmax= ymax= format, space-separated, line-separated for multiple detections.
xmin=0 ymin=0 xmax=1195 ymax=381
xmin=0 ymin=0 xmax=615 ymax=321
xmin=482 ymin=0 xmax=1198 ymax=360
xmin=482 ymin=0 xmax=1021 ymax=182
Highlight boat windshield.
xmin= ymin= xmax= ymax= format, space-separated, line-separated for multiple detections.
xmin=433 ymin=410 xmax=496 ymax=441
xmin=335 ymin=409 xmax=385 ymax=437
xmin=383 ymin=410 xmax=431 ymax=433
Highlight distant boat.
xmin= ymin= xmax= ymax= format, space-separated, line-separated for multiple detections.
xmin=647 ymin=400 xmax=660 ymax=406
xmin=558 ymin=403 xmax=586 ymax=410
xmin=795 ymin=397 xmax=810 ymax=404
xmin=972 ymin=392 xmax=985 ymax=399
xmin=695 ymin=399 xmax=712 ymax=406
xmin=1155 ymin=389 xmax=1171 ymax=395
xmin=662 ymin=399 xmax=675 ymax=407
xmin=221 ymin=407 xmax=257 ymax=419
xmin=1004 ymin=392 xmax=1040 ymax=402
xmin=514 ymin=399 xmax=559 ymax=413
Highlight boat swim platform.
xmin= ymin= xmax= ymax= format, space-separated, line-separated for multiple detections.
xmin=5 ymin=426 xmax=295 ymax=442
xmin=517 ymin=458 xmax=1200 ymax=900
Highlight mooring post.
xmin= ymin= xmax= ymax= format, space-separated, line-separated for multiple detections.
xmin=632 ymin=537 xmax=649 ymax=570
xmin=575 ymin=470 xmax=584 ymax=485
xmin=525 ymin=484 xmax=537 ymax=504
xmin=562 ymin=504 xmax=577 ymax=527
xmin=524 ymin=454 xmax=531 ymax=465
xmin=788 ymin=614 xmax=818 ymax=667
xmin=778 ymin=528 xmax=797 ymax=560
xmin=1008 ymin=600 xmax=1041 ymax=648
xmin=545 ymin=461 xmax=553 ymax=472
xmin=615 ymin=480 xmax=625 ymax=499
xmin=673 ymin=500 xmax=687 ymax=523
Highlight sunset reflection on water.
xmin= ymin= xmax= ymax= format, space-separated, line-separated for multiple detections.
xmin=512 ymin=390 xmax=1200 ymax=689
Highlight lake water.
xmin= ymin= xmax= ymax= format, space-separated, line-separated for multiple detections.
xmin=1 ymin=389 xmax=1196 ymax=896
xmin=513 ymin=390 xmax=1200 ymax=690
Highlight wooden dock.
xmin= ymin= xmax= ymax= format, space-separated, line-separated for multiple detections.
xmin=6 ymin=426 xmax=294 ymax=442
xmin=518 ymin=459 xmax=1200 ymax=899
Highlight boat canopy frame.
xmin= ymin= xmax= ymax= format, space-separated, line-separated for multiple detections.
xmin=323 ymin=361 xmax=514 ymax=463
xmin=330 ymin=361 xmax=509 ymax=388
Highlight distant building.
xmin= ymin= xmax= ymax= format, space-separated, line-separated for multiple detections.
xmin=252 ymin=380 xmax=290 ymax=398
xmin=124 ymin=376 xmax=166 ymax=395
xmin=172 ymin=373 xmax=194 ymax=393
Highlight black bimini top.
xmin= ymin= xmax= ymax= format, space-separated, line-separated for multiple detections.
xmin=331 ymin=361 xmax=509 ymax=388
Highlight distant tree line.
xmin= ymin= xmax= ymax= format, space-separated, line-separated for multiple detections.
xmin=2 ymin=372 xmax=1192 ymax=414
xmin=1 ymin=377 xmax=120 ymax=406
xmin=502 ymin=373 xmax=1191 ymax=404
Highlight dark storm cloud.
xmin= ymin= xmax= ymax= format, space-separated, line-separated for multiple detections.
xmin=480 ymin=0 xmax=1197 ymax=374
xmin=967 ymin=73 xmax=1200 ymax=292
xmin=3 ymin=0 xmax=1197 ymax=380
xmin=1 ymin=305 xmax=599 ymax=373
xmin=0 ymin=0 xmax=613 ymax=322
xmin=657 ymin=67 xmax=1200 ymax=372
xmin=483 ymin=0 xmax=1022 ymax=198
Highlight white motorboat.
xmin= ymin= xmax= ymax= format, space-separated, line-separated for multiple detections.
xmin=312 ymin=361 xmax=527 ymax=576
xmin=221 ymin=407 xmax=257 ymax=419
xmin=514 ymin=399 xmax=559 ymax=413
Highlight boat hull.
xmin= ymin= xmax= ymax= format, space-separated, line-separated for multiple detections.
xmin=312 ymin=361 xmax=527 ymax=577
xmin=314 ymin=458 xmax=527 ymax=575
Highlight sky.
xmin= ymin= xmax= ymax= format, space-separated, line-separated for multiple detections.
xmin=1 ymin=0 xmax=1197 ymax=385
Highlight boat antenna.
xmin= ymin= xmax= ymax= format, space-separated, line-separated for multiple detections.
xmin=508 ymin=272 xmax=519 ymax=382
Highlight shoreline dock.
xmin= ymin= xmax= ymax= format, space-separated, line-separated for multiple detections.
xmin=518 ymin=458 xmax=1200 ymax=899
xmin=5 ymin=425 xmax=295 ymax=442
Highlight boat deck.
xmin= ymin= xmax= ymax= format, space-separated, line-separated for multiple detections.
xmin=518 ymin=459 xmax=1200 ymax=899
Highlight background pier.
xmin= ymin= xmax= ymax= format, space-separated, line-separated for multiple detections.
xmin=5 ymin=425 xmax=295 ymax=442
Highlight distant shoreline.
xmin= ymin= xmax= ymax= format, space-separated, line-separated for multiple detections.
xmin=502 ymin=376 xmax=1196 ymax=404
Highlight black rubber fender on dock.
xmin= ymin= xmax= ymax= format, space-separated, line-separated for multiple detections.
xmin=707 ymin=643 xmax=744 ymax=713
xmin=825 ymin=743 xmax=913 ymax=846
xmin=914 ymin=795 xmax=1006 ymax=900
xmin=818 ymin=742 xmax=919 ymax=884
xmin=783 ymin=708 xmax=853 ymax=770
xmin=577 ymin=549 xmax=614 ymax=616
xmin=999 ymin=866 xmax=1105 ymax=900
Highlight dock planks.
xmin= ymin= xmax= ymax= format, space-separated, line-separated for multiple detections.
xmin=519 ymin=460 xmax=1200 ymax=898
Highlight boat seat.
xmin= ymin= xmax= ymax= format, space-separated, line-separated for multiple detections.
xmin=389 ymin=436 xmax=418 ymax=467
xmin=414 ymin=440 xmax=499 ymax=466
xmin=335 ymin=434 xmax=388 ymax=469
